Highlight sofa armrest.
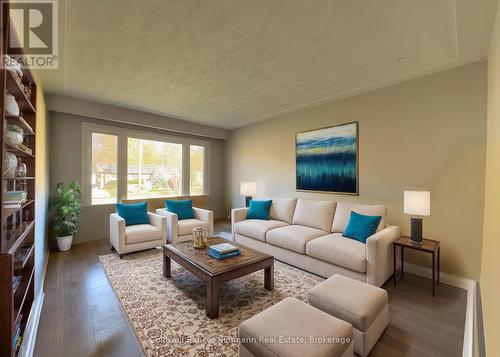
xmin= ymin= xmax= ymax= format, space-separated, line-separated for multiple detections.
xmin=156 ymin=208 xmax=178 ymax=243
xmin=231 ymin=208 xmax=249 ymax=240
xmin=148 ymin=212 xmax=167 ymax=243
xmin=110 ymin=213 xmax=126 ymax=253
xmin=193 ymin=207 xmax=214 ymax=236
xmin=366 ymin=225 xmax=401 ymax=287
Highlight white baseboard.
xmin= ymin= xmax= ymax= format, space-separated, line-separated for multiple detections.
xmin=18 ymin=249 xmax=50 ymax=357
xmin=404 ymin=263 xmax=476 ymax=357
xmin=18 ymin=293 xmax=44 ymax=357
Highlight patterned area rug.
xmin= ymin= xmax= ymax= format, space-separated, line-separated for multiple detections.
xmin=99 ymin=248 xmax=324 ymax=356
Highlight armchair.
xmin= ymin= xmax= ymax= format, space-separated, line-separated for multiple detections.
xmin=110 ymin=212 xmax=167 ymax=258
xmin=156 ymin=207 xmax=214 ymax=243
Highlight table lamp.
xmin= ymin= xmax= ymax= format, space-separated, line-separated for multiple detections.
xmin=240 ymin=182 xmax=257 ymax=207
xmin=404 ymin=191 xmax=430 ymax=244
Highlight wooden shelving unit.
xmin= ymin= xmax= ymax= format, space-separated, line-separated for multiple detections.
xmin=0 ymin=2 xmax=37 ymax=356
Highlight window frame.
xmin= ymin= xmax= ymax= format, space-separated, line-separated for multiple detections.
xmin=82 ymin=122 xmax=210 ymax=206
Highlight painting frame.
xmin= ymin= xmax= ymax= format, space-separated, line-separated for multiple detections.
xmin=295 ymin=121 xmax=359 ymax=195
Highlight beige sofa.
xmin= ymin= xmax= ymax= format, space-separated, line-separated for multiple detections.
xmin=232 ymin=198 xmax=400 ymax=287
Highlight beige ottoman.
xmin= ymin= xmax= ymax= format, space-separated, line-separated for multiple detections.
xmin=239 ymin=297 xmax=354 ymax=357
xmin=307 ymin=275 xmax=389 ymax=357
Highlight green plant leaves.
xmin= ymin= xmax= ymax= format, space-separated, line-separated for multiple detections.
xmin=51 ymin=181 xmax=81 ymax=237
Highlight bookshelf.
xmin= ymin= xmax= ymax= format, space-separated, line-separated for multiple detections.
xmin=0 ymin=2 xmax=37 ymax=356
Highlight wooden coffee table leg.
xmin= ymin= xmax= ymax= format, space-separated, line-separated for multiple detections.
xmin=163 ymin=254 xmax=171 ymax=278
xmin=206 ymin=279 xmax=220 ymax=319
xmin=264 ymin=261 xmax=274 ymax=291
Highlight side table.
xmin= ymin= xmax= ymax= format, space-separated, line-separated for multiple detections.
xmin=393 ymin=236 xmax=440 ymax=297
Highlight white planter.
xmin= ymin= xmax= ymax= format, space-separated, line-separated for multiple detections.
xmin=57 ymin=235 xmax=73 ymax=251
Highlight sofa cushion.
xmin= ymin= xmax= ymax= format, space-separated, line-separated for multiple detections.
xmin=343 ymin=211 xmax=382 ymax=244
xmin=268 ymin=197 xmax=298 ymax=224
xmin=125 ymin=224 xmax=162 ymax=244
xmin=267 ymin=225 xmax=327 ymax=253
xmin=307 ymin=274 xmax=388 ymax=331
xmin=239 ymin=297 xmax=352 ymax=357
xmin=234 ymin=219 xmax=288 ymax=242
xmin=165 ymin=199 xmax=195 ymax=220
xmin=178 ymin=219 xmax=210 ymax=236
xmin=332 ymin=202 xmax=387 ymax=233
xmin=306 ymin=233 xmax=367 ymax=273
xmin=292 ymin=199 xmax=337 ymax=232
xmin=246 ymin=200 xmax=272 ymax=220
xmin=116 ymin=201 xmax=149 ymax=226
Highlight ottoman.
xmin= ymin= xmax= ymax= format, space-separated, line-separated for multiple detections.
xmin=238 ymin=297 xmax=354 ymax=357
xmin=307 ymin=275 xmax=389 ymax=357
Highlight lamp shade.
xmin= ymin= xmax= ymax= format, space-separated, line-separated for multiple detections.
xmin=404 ymin=191 xmax=430 ymax=216
xmin=240 ymin=182 xmax=257 ymax=196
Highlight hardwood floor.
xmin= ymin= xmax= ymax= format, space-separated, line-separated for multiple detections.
xmin=34 ymin=220 xmax=466 ymax=357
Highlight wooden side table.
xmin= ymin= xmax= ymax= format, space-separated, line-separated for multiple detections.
xmin=393 ymin=236 xmax=441 ymax=297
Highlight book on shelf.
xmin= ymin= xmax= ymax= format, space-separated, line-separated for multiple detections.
xmin=12 ymin=276 xmax=21 ymax=291
xmin=4 ymin=190 xmax=27 ymax=201
xmin=3 ymin=203 xmax=21 ymax=209
xmin=14 ymin=246 xmax=31 ymax=266
xmin=207 ymin=249 xmax=241 ymax=260
xmin=3 ymin=190 xmax=27 ymax=208
xmin=208 ymin=243 xmax=240 ymax=255
xmin=12 ymin=320 xmax=22 ymax=350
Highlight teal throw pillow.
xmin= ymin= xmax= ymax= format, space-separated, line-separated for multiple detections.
xmin=116 ymin=201 xmax=149 ymax=226
xmin=343 ymin=211 xmax=382 ymax=244
xmin=246 ymin=200 xmax=273 ymax=220
xmin=165 ymin=199 xmax=195 ymax=220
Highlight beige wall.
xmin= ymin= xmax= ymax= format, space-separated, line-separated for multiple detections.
xmin=46 ymin=94 xmax=229 ymax=140
xmin=480 ymin=3 xmax=500 ymax=356
xmin=226 ymin=62 xmax=487 ymax=280
xmin=49 ymin=111 xmax=226 ymax=244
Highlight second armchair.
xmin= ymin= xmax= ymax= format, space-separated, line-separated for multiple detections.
xmin=156 ymin=206 xmax=214 ymax=243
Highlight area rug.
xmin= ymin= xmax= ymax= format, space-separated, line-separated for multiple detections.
xmin=99 ymin=248 xmax=324 ymax=356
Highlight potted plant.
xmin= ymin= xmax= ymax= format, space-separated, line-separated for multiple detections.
xmin=52 ymin=181 xmax=81 ymax=251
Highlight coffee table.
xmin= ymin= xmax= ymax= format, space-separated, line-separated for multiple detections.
xmin=162 ymin=237 xmax=274 ymax=319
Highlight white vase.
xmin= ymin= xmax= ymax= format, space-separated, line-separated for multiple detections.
xmin=57 ymin=235 xmax=73 ymax=251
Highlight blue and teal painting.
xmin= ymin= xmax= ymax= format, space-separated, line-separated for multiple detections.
xmin=296 ymin=122 xmax=358 ymax=194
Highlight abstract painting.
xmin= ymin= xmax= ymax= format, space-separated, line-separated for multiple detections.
xmin=296 ymin=122 xmax=358 ymax=194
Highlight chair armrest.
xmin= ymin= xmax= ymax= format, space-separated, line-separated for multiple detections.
xmin=231 ymin=208 xmax=249 ymax=240
xmin=148 ymin=212 xmax=167 ymax=243
xmin=193 ymin=207 xmax=214 ymax=236
xmin=366 ymin=225 xmax=401 ymax=286
xmin=110 ymin=213 xmax=126 ymax=253
xmin=156 ymin=208 xmax=178 ymax=243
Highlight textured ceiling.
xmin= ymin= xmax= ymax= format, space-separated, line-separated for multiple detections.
xmin=37 ymin=0 xmax=498 ymax=129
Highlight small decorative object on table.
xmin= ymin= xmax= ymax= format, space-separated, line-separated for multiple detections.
xmin=192 ymin=227 xmax=209 ymax=249
xmin=207 ymin=242 xmax=241 ymax=260
xmin=393 ymin=236 xmax=441 ymax=297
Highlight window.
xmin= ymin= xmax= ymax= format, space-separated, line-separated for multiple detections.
xmin=190 ymin=145 xmax=205 ymax=195
xmin=83 ymin=123 xmax=209 ymax=205
xmin=91 ymin=133 xmax=118 ymax=205
xmin=127 ymin=138 xmax=183 ymax=198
